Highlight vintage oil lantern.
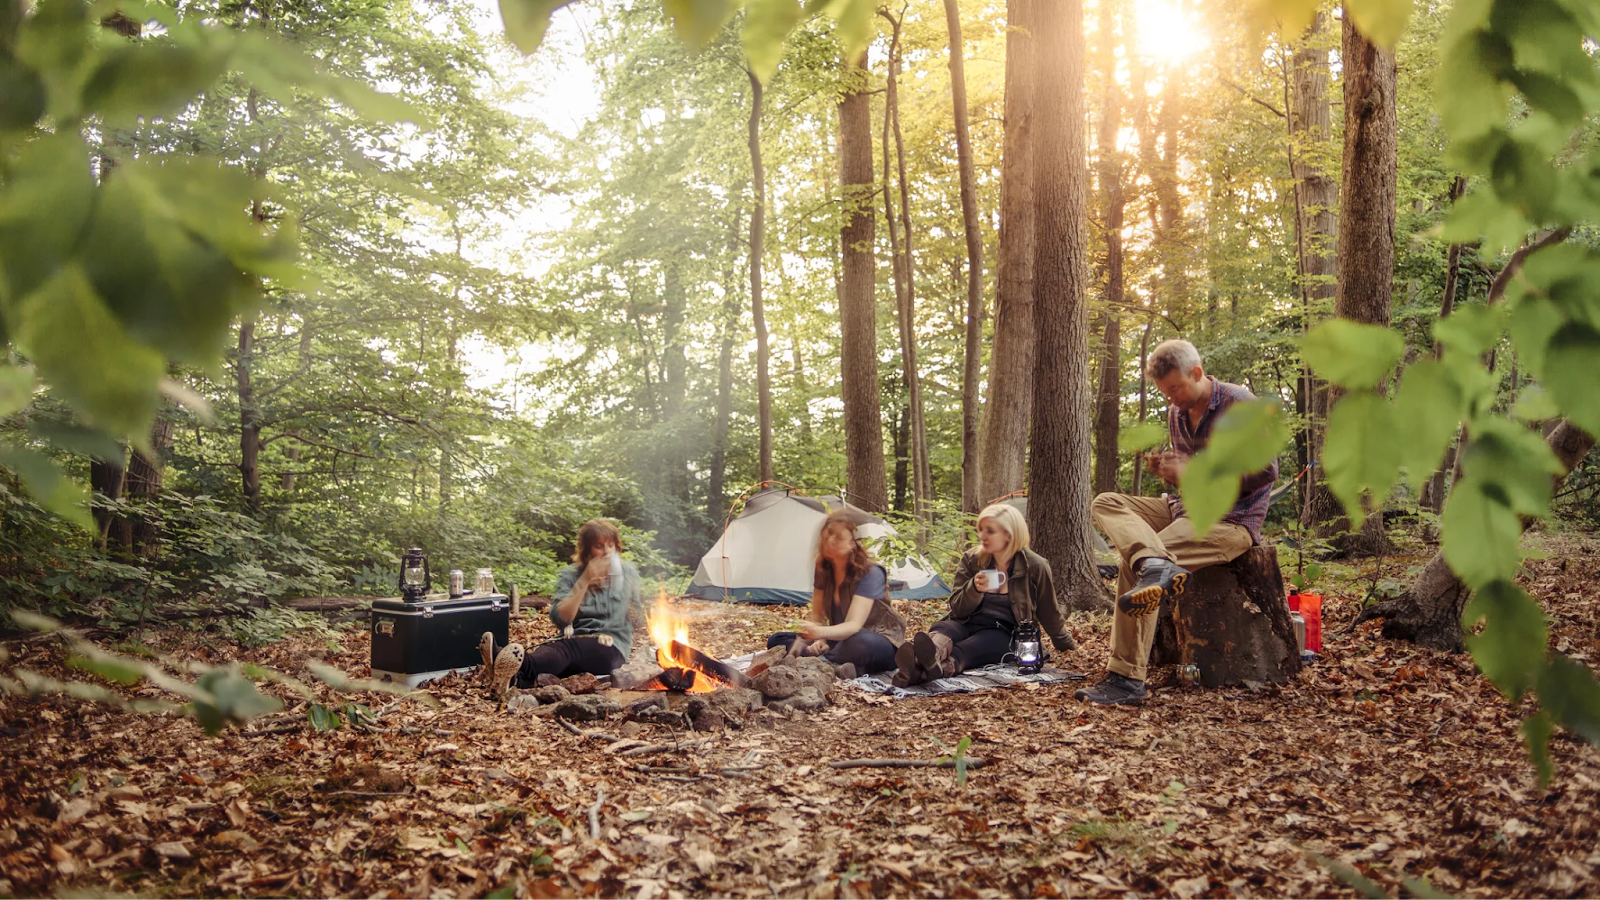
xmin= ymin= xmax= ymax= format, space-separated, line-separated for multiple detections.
xmin=400 ymin=547 xmax=430 ymax=603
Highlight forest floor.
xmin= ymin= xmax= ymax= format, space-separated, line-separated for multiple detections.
xmin=3 ymin=531 xmax=1600 ymax=899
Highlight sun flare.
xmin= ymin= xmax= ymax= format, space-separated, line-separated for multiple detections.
xmin=1133 ymin=0 xmax=1210 ymax=64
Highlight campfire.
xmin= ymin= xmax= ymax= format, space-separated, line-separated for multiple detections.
xmin=641 ymin=593 xmax=744 ymax=692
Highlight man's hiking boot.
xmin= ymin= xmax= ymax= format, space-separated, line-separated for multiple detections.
xmin=478 ymin=632 xmax=497 ymax=692
xmin=893 ymin=640 xmax=924 ymax=687
xmin=1074 ymin=671 xmax=1148 ymax=706
xmin=1116 ymin=557 xmax=1189 ymax=618
xmin=833 ymin=662 xmax=858 ymax=680
xmin=914 ymin=631 xmax=957 ymax=679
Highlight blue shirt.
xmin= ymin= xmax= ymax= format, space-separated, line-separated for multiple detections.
xmin=551 ymin=561 xmax=641 ymax=658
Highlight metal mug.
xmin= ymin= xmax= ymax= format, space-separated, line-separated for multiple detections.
xmin=1177 ymin=664 xmax=1201 ymax=688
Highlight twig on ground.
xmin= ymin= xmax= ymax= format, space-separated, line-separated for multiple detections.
xmin=615 ymin=737 xmax=711 ymax=758
xmin=557 ymin=719 xmax=624 ymax=742
xmin=827 ymin=758 xmax=990 ymax=770
xmin=241 ymin=725 xmax=302 ymax=737
xmin=589 ymin=789 xmax=605 ymax=840
xmin=321 ymin=790 xmax=411 ymax=799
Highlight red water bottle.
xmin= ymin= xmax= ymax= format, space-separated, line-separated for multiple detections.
xmin=1300 ymin=592 xmax=1323 ymax=652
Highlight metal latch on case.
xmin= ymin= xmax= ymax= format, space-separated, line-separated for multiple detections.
xmin=375 ymin=619 xmax=395 ymax=636
xmin=422 ymin=606 xmax=434 ymax=619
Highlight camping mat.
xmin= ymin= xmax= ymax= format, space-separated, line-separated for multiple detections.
xmin=721 ymin=653 xmax=1085 ymax=699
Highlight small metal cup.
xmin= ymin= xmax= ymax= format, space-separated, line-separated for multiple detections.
xmin=1177 ymin=664 xmax=1201 ymax=688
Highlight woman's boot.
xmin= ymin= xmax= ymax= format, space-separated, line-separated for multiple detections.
xmin=892 ymin=639 xmax=924 ymax=687
xmin=913 ymin=631 xmax=957 ymax=678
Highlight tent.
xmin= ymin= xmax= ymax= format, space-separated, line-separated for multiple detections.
xmin=688 ymin=488 xmax=951 ymax=606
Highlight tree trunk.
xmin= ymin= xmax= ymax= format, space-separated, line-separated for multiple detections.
xmin=839 ymin=49 xmax=888 ymax=512
xmin=439 ymin=329 xmax=457 ymax=512
xmin=709 ymin=202 xmax=743 ymax=523
xmin=1093 ymin=312 xmax=1121 ymax=494
xmin=880 ymin=13 xmax=932 ymax=521
xmin=1363 ymin=421 xmax=1596 ymax=650
xmin=1149 ymin=545 xmax=1302 ymax=685
xmin=237 ymin=314 xmax=262 ymax=513
xmin=944 ymin=0 xmax=986 ymax=514
xmin=892 ymin=396 xmax=910 ymax=513
xmin=1302 ymin=10 xmax=1397 ymax=532
xmin=89 ymin=455 xmax=126 ymax=551
xmin=747 ymin=70 xmax=775 ymax=485
xmin=280 ymin=325 xmax=314 ymax=492
xmin=1091 ymin=0 xmax=1124 ymax=497
xmin=976 ymin=0 xmax=1037 ymax=505
xmin=662 ymin=262 xmax=689 ymax=503
xmin=121 ymin=415 xmax=173 ymax=558
xmin=1132 ymin=320 xmax=1152 ymax=495
xmin=1288 ymin=12 xmax=1338 ymax=523
xmin=1028 ymin=0 xmax=1104 ymax=612
xmin=1421 ymin=175 xmax=1469 ymax=513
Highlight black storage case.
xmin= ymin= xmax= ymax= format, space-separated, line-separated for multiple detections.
xmin=370 ymin=593 xmax=510 ymax=687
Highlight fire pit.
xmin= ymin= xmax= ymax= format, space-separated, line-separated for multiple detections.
xmin=639 ymin=597 xmax=747 ymax=692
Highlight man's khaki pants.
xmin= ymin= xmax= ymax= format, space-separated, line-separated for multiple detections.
xmin=1091 ymin=492 xmax=1252 ymax=682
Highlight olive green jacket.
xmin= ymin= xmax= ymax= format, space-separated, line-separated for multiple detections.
xmin=947 ymin=548 xmax=1071 ymax=650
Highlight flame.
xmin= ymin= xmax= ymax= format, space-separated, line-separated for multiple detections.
xmin=646 ymin=590 xmax=718 ymax=693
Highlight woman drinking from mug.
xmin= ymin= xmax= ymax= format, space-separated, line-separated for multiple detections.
xmin=765 ymin=509 xmax=907 ymax=677
xmin=484 ymin=519 xmax=642 ymax=696
xmin=894 ymin=503 xmax=1075 ymax=685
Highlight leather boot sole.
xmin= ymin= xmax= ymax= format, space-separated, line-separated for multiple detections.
xmin=913 ymin=632 xmax=942 ymax=670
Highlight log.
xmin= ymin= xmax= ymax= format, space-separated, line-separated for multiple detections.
xmin=669 ymin=640 xmax=750 ymax=688
xmin=1149 ymin=544 xmax=1302 ymax=687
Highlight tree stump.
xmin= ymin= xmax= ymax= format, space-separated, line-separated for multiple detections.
xmin=1149 ymin=545 xmax=1302 ymax=687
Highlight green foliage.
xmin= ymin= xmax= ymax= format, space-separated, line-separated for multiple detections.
xmin=0 ymin=0 xmax=399 ymax=527
xmin=1299 ymin=321 xmax=1406 ymax=391
xmin=499 ymin=0 xmax=875 ymax=80
xmin=1178 ymin=400 xmax=1289 ymax=536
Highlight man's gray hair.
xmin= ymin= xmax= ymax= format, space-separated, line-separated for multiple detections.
xmin=1146 ymin=339 xmax=1203 ymax=380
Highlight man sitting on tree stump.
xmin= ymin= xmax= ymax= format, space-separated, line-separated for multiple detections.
xmin=1075 ymin=339 xmax=1279 ymax=706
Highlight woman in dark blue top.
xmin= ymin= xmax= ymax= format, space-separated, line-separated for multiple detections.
xmin=765 ymin=509 xmax=906 ymax=675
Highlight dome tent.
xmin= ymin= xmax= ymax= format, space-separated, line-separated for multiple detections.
xmin=687 ymin=487 xmax=950 ymax=606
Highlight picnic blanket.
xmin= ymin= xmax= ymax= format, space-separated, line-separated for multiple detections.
xmin=722 ymin=653 xmax=1085 ymax=699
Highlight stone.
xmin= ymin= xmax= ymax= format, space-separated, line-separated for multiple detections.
xmin=751 ymin=665 xmax=806 ymax=700
xmin=765 ymin=685 xmax=828 ymax=713
xmin=534 ymin=673 xmax=562 ymax=688
xmin=559 ymin=672 xmax=600 ymax=695
xmin=505 ymin=694 xmax=542 ymax=714
xmin=553 ymin=695 xmax=622 ymax=722
xmin=625 ymin=696 xmax=667 ymax=716
xmin=707 ymin=687 xmax=763 ymax=719
xmin=533 ymin=685 xmax=571 ymax=705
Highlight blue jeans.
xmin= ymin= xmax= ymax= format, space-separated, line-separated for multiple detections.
xmin=766 ymin=630 xmax=898 ymax=674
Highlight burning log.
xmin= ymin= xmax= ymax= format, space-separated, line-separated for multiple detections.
xmin=640 ymin=667 xmax=698 ymax=692
xmin=669 ymin=640 xmax=750 ymax=689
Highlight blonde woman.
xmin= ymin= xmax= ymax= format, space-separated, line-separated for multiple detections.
xmin=894 ymin=503 xmax=1075 ymax=685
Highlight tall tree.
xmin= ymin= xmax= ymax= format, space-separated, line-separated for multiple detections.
xmin=976 ymin=0 xmax=1037 ymax=504
xmin=1303 ymin=8 xmax=1399 ymax=530
xmin=838 ymin=49 xmax=887 ymax=511
xmin=1028 ymin=0 xmax=1102 ymax=612
xmin=1288 ymin=12 xmax=1338 ymax=524
xmin=880 ymin=9 xmax=932 ymax=520
xmin=747 ymin=70 xmax=775 ymax=485
xmin=1091 ymin=0 xmax=1125 ymax=496
xmin=944 ymin=0 xmax=986 ymax=513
